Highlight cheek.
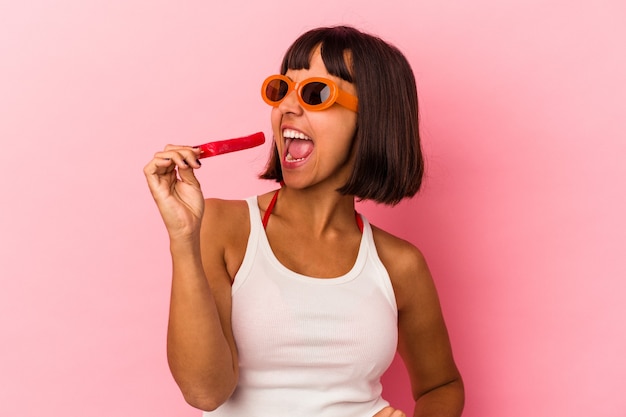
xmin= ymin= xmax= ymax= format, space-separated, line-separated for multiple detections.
xmin=344 ymin=113 xmax=358 ymax=139
xmin=334 ymin=113 xmax=358 ymax=147
xmin=270 ymin=108 xmax=282 ymax=130
xmin=270 ymin=109 xmax=283 ymax=148
xmin=314 ymin=110 xmax=357 ymax=139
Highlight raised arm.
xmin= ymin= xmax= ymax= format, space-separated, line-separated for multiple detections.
xmin=143 ymin=146 xmax=239 ymax=411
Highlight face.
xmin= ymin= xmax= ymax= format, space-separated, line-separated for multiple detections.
xmin=271 ymin=46 xmax=358 ymax=191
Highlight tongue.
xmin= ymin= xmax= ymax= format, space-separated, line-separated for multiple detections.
xmin=288 ymin=139 xmax=314 ymax=159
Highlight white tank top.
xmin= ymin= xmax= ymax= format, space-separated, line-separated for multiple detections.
xmin=203 ymin=196 xmax=398 ymax=417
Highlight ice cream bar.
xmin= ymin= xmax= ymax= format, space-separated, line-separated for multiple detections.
xmin=196 ymin=132 xmax=265 ymax=159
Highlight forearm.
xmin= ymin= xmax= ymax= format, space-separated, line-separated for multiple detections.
xmin=412 ymin=378 xmax=464 ymax=417
xmin=166 ymin=237 xmax=236 ymax=410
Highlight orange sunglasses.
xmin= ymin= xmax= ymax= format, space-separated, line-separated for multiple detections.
xmin=261 ymin=74 xmax=358 ymax=112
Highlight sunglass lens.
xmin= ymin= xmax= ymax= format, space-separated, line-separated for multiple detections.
xmin=265 ymin=79 xmax=289 ymax=102
xmin=301 ymin=81 xmax=331 ymax=106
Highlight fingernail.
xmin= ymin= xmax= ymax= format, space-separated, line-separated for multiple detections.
xmin=196 ymin=159 xmax=202 ymax=166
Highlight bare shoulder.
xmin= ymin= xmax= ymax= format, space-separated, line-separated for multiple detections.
xmin=370 ymin=225 xmax=433 ymax=311
xmin=202 ymin=198 xmax=250 ymax=232
xmin=370 ymin=225 xmax=427 ymax=270
xmin=370 ymin=224 xmax=429 ymax=279
xmin=201 ymin=198 xmax=251 ymax=280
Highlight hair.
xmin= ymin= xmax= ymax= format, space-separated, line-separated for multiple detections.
xmin=259 ymin=25 xmax=424 ymax=205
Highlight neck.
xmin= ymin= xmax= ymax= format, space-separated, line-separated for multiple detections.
xmin=272 ymin=185 xmax=358 ymax=236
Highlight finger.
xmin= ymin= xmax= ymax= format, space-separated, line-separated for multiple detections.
xmin=162 ymin=145 xmax=203 ymax=164
xmin=373 ymin=406 xmax=393 ymax=417
xmin=163 ymin=144 xmax=202 ymax=153
xmin=372 ymin=406 xmax=406 ymax=417
xmin=144 ymin=156 xmax=176 ymax=179
xmin=177 ymin=160 xmax=201 ymax=186
xmin=144 ymin=162 xmax=173 ymax=200
xmin=154 ymin=150 xmax=202 ymax=170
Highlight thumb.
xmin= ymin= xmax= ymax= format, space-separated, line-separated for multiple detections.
xmin=177 ymin=163 xmax=201 ymax=187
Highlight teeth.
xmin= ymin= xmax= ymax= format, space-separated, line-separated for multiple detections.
xmin=285 ymin=154 xmax=305 ymax=162
xmin=283 ymin=128 xmax=311 ymax=140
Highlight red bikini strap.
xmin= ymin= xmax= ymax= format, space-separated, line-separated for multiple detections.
xmin=355 ymin=211 xmax=363 ymax=233
xmin=262 ymin=188 xmax=280 ymax=229
xmin=262 ymin=188 xmax=363 ymax=234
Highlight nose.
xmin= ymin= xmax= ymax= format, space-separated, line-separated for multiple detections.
xmin=277 ymin=88 xmax=303 ymax=115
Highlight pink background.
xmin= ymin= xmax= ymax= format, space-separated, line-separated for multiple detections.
xmin=1 ymin=1 xmax=625 ymax=416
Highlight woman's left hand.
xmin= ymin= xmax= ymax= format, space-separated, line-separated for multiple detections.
xmin=373 ymin=406 xmax=406 ymax=417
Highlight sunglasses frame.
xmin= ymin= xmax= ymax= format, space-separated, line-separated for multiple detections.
xmin=261 ymin=74 xmax=358 ymax=112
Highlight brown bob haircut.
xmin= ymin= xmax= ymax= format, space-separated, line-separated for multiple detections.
xmin=260 ymin=25 xmax=424 ymax=205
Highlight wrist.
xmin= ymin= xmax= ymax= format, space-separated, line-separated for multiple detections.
xmin=169 ymin=233 xmax=202 ymax=254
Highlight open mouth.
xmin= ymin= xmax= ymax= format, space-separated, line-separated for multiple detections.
xmin=283 ymin=128 xmax=314 ymax=163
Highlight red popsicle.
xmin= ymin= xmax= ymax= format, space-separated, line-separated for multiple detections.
xmin=195 ymin=132 xmax=265 ymax=159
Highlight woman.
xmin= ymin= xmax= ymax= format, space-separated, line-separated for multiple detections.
xmin=144 ymin=25 xmax=464 ymax=417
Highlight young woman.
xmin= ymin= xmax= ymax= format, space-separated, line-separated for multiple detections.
xmin=144 ymin=25 xmax=464 ymax=417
